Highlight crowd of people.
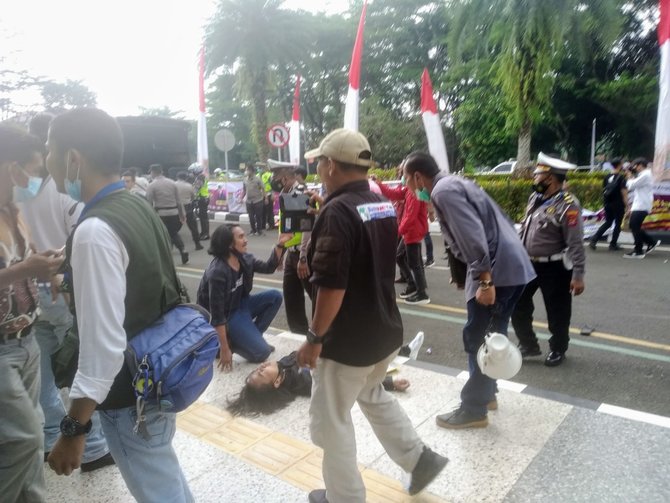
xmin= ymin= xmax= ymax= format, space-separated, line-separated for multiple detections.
xmin=0 ymin=107 xmax=662 ymax=503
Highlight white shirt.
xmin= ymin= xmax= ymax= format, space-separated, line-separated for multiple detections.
xmin=18 ymin=178 xmax=82 ymax=252
xmin=69 ymin=217 xmax=129 ymax=404
xmin=627 ymin=168 xmax=654 ymax=212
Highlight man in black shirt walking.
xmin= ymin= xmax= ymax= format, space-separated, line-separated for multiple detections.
xmin=589 ymin=158 xmax=627 ymax=251
xmin=297 ymin=129 xmax=447 ymax=503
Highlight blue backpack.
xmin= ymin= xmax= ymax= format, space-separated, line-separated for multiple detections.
xmin=125 ymin=304 xmax=219 ymax=436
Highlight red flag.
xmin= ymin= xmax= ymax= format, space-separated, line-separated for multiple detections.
xmin=344 ymin=1 xmax=368 ymax=131
xmin=660 ymin=0 xmax=670 ymax=45
xmin=420 ymin=69 xmax=449 ymax=172
xmin=289 ymin=75 xmax=301 ymax=165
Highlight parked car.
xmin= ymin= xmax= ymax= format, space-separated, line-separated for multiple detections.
xmin=487 ymin=160 xmax=518 ymax=175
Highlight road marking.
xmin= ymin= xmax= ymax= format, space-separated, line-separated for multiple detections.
xmin=177 ymin=268 xmax=670 ymax=355
xmin=597 ymin=403 xmax=670 ymax=429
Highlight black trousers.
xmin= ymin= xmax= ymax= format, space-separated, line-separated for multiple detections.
xmin=397 ymin=241 xmax=427 ymax=294
xmin=511 ymin=260 xmax=573 ymax=353
xmin=264 ymin=195 xmax=275 ymax=229
xmin=160 ymin=215 xmax=185 ymax=253
xmin=184 ymin=203 xmax=201 ymax=246
xmin=196 ymin=197 xmax=209 ymax=237
xmin=591 ymin=203 xmax=624 ymax=247
xmin=283 ymin=250 xmax=313 ymax=335
xmin=246 ymin=201 xmax=265 ymax=233
xmin=630 ymin=210 xmax=656 ymax=254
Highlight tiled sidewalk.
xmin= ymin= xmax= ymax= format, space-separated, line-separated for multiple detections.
xmin=45 ymin=331 xmax=670 ymax=502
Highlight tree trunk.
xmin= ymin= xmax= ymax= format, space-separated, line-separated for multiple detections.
xmin=250 ymin=76 xmax=269 ymax=162
xmin=516 ymin=116 xmax=532 ymax=170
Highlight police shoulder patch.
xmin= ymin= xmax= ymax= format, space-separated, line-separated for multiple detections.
xmin=562 ymin=193 xmax=574 ymax=204
xmin=566 ymin=209 xmax=579 ymax=227
xmin=357 ymin=202 xmax=396 ymax=222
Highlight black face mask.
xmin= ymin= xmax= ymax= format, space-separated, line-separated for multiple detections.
xmin=270 ymin=179 xmax=284 ymax=193
xmin=532 ymin=181 xmax=549 ymax=194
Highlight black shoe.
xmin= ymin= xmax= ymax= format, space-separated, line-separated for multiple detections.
xmin=399 ymin=287 xmax=417 ymax=299
xmin=518 ymin=343 xmax=542 ymax=358
xmin=544 ymin=351 xmax=565 ymax=367
xmin=424 ymin=258 xmax=435 ymax=268
xmin=199 ymin=234 xmax=210 ymax=241
xmin=181 ymin=251 xmax=189 ymax=265
xmin=80 ymin=452 xmax=115 ymax=473
xmin=608 ymin=244 xmax=623 ymax=251
xmin=257 ymin=231 xmax=264 ymax=237
xmin=408 ymin=446 xmax=449 ymax=496
xmin=395 ymin=277 xmax=408 ymax=284
xmin=44 ymin=451 xmax=50 ymax=462
xmin=623 ymin=251 xmax=645 ymax=259
xmin=436 ymin=407 xmax=488 ymax=429
xmin=588 ymin=241 xmax=597 ymax=250
xmin=308 ymin=489 xmax=328 ymax=503
xmin=647 ymin=240 xmax=660 ymax=254
xmin=195 ymin=243 xmax=204 ymax=251
xmin=404 ymin=292 xmax=431 ymax=305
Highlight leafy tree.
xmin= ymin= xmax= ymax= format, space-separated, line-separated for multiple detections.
xmin=40 ymin=79 xmax=97 ymax=113
xmin=138 ymin=106 xmax=184 ymax=119
xmin=449 ymin=0 xmax=622 ymax=168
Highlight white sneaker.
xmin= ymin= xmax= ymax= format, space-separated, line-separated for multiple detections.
xmin=623 ymin=251 xmax=645 ymax=259
xmin=407 ymin=331 xmax=425 ymax=360
xmin=646 ymin=240 xmax=660 ymax=254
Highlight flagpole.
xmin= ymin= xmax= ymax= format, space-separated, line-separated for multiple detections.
xmin=197 ymin=46 xmax=209 ymax=176
xmin=590 ymin=119 xmax=596 ymax=170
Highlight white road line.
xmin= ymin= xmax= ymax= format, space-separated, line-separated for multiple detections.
xmin=597 ymin=403 xmax=670 ymax=429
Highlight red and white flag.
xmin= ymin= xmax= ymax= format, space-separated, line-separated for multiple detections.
xmin=654 ymin=0 xmax=670 ymax=177
xmin=421 ymin=68 xmax=450 ymax=172
xmin=343 ymin=0 xmax=368 ymax=131
xmin=289 ymin=75 xmax=301 ymax=166
xmin=197 ymin=46 xmax=209 ymax=175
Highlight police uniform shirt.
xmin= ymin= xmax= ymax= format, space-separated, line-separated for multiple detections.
xmin=520 ymin=191 xmax=586 ymax=280
xmin=307 ymin=180 xmax=403 ymax=366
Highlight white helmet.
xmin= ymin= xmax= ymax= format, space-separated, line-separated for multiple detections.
xmin=188 ymin=163 xmax=204 ymax=175
xmin=477 ymin=333 xmax=522 ymax=380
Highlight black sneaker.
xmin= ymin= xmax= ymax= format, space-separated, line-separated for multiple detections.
xmin=646 ymin=240 xmax=660 ymax=254
xmin=544 ymin=351 xmax=565 ymax=367
xmin=181 ymin=251 xmax=189 ymax=265
xmin=395 ymin=277 xmax=408 ymax=284
xmin=408 ymin=446 xmax=448 ymax=496
xmin=80 ymin=452 xmax=115 ymax=473
xmin=588 ymin=241 xmax=597 ymax=250
xmin=404 ymin=292 xmax=430 ymax=305
xmin=436 ymin=407 xmax=488 ymax=429
xmin=199 ymin=234 xmax=210 ymax=241
xmin=623 ymin=251 xmax=645 ymax=259
xmin=399 ymin=287 xmax=417 ymax=299
xmin=195 ymin=243 xmax=204 ymax=251
xmin=518 ymin=343 xmax=542 ymax=357
xmin=424 ymin=258 xmax=435 ymax=268
xmin=308 ymin=489 xmax=328 ymax=503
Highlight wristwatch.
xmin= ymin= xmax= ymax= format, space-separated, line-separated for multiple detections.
xmin=478 ymin=279 xmax=494 ymax=290
xmin=60 ymin=415 xmax=93 ymax=437
xmin=306 ymin=328 xmax=325 ymax=345
xmin=299 ymin=256 xmax=307 ymax=264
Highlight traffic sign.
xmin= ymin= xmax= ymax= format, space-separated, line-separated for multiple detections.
xmin=214 ymin=129 xmax=235 ymax=152
xmin=267 ymin=123 xmax=290 ymax=148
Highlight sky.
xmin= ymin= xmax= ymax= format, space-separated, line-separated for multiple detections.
xmin=1 ymin=0 xmax=351 ymax=119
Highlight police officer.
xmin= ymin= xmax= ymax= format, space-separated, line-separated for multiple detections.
xmin=191 ymin=165 xmax=210 ymax=240
xmin=260 ymin=163 xmax=275 ymax=230
xmin=511 ymin=152 xmax=586 ymax=367
xmin=268 ymin=159 xmax=312 ymax=336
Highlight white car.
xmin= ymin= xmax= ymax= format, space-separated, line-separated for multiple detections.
xmin=487 ymin=160 xmax=518 ymax=175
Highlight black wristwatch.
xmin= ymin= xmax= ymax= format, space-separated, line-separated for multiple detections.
xmin=60 ymin=415 xmax=93 ymax=437
xmin=306 ymin=328 xmax=325 ymax=345
xmin=299 ymin=256 xmax=307 ymax=264
xmin=479 ymin=279 xmax=494 ymax=289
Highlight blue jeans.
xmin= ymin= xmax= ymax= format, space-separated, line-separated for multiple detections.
xmin=100 ymin=404 xmax=193 ymax=503
xmin=227 ymin=290 xmax=282 ymax=362
xmin=460 ymin=285 xmax=525 ymax=416
xmin=33 ymin=286 xmax=109 ymax=462
xmin=0 ymin=334 xmax=46 ymax=503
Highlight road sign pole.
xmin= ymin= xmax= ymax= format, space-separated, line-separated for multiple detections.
xmin=277 ymin=147 xmax=282 ymax=162
xmin=224 ymin=149 xmax=229 ymax=178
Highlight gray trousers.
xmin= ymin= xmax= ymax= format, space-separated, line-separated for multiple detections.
xmin=0 ymin=334 xmax=46 ymax=503
xmin=309 ymin=349 xmax=424 ymax=503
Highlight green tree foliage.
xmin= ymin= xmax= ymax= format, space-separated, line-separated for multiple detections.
xmin=138 ymin=106 xmax=184 ymax=119
xmin=40 ymin=79 xmax=97 ymax=113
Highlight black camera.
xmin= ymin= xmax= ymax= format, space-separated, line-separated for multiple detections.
xmin=279 ymin=193 xmax=315 ymax=233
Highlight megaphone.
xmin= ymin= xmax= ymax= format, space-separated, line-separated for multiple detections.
xmin=477 ymin=333 xmax=522 ymax=380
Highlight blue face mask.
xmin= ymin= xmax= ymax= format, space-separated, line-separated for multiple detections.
xmin=65 ymin=157 xmax=82 ymax=202
xmin=415 ymin=187 xmax=431 ymax=202
xmin=13 ymin=175 xmax=43 ymax=203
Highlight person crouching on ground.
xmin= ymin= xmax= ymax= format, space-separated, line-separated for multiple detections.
xmin=197 ymin=224 xmax=291 ymax=369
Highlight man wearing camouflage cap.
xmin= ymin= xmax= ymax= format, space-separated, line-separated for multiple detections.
xmin=511 ymin=153 xmax=586 ymax=367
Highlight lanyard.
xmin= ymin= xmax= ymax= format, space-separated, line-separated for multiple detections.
xmin=77 ymin=180 xmax=126 ymax=224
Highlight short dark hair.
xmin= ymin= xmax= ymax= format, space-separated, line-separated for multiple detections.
xmin=29 ymin=112 xmax=55 ymax=144
xmin=176 ymin=171 xmax=188 ymax=180
xmin=49 ymin=109 xmax=124 ymax=176
xmin=403 ymin=151 xmax=441 ymax=178
xmin=122 ymin=170 xmax=135 ymax=179
xmin=610 ymin=158 xmax=623 ymax=169
xmin=632 ymin=157 xmax=648 ymax=167
xmin=149 ymin=163 xmax=163 ymax=173
xmin=208 ymin=224 xmax=239 ymax=259
xmin=295 ymin=167 xmax=307 ymax=179
xmin=0 ymin=125 xmax=43 ymax=165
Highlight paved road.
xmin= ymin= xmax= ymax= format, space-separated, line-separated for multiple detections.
xmin=175 ymin=223 xmax=670 ymax=417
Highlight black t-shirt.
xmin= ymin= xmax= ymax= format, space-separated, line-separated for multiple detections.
xmin=603 ymin=172 xmax=626 ymax=205
xmin=308 ymin=180 xmax=403 ymax=366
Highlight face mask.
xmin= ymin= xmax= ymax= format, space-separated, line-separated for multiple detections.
xmin=270 ymin=179 xmax=284 ymax=193
xmin=400 ymin=177 xmax=406 ymax=187
xmin=13 ymin=176 xmax=43 ymax=202
xmin=415 ymin=187 xmax=431 ymax=202
xmin=65 ymin=154 xmax=82 ymax=202
xmin=532 ymin=181 xmax=548 ymax=194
